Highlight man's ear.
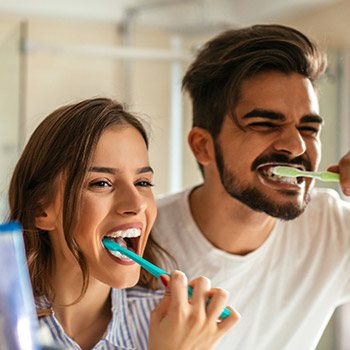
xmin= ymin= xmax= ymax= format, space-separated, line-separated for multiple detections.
xmin=188 ymin=127 xmax=215 ymax=166
xmin=34 ymin=203 xmax=56 ymax=231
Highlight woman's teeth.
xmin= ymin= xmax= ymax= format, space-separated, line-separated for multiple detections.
xmin=105 ymin=228 xmax=141 ymax=238
xmin=104 ymin=228 xmax=141 ymax=260
xmin=110 ymin=250 xmax=132 ymax=261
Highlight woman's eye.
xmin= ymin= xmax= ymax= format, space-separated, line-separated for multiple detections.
xmin=89 ymin=180 xmax=112 ymax=188
xmin=136 ymin=180 xmax=154 ymax=188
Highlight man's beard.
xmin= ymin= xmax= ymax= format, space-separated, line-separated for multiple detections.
xmin=214 ymin=141 xmax=311 ymax=220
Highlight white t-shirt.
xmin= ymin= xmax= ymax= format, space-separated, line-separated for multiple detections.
xmin=152 ymin=187 xmax=350 ymax=350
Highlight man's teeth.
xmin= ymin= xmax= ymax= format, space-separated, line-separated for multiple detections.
xmin=264 ymin=168 xmax=299 ymax=185
xmin=105 ymin=228 xmax=141 ymax=238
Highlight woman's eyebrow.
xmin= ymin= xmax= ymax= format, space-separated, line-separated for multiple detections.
xmin=137 ymin=166 xmax=154 ymax=174
xmin=89 ymin=166 xmax=154 ymax=174
xmin=89 ymin=166 xmax=116 ymax=174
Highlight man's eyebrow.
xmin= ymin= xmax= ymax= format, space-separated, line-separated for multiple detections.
xmin=242 ymin=109 xmax=285 ymax=121
xmin=242 ymin=109 xmax=324 ymax=124
xmin=300 ymin=114 xmax=324 ymax=125
xmin=89 ymin=166 xmax=154 ymax=174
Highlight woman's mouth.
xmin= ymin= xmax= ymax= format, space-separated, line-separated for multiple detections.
xmin=103 ymin=228 xmax=141 ymax=263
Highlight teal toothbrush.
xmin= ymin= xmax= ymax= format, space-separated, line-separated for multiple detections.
xmin=102 ymin=238 xmax=231 ymax=319
xmin=271 ymin=166 xmax=339 ymax=182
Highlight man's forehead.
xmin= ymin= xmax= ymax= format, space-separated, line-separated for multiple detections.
xmin=235 ymin=73 xmax=318 ymax=109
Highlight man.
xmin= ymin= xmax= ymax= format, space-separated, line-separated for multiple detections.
xmin=152 ymin=24 xmax=350 ymax=349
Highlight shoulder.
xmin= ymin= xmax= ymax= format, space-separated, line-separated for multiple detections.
xmin=152 ymin=188 xmax=192 ymax=234
xmin=154 ymin=187 xmax=196 ymax=226
xmin=153 ymin=188 xmax=194 ymax=239
xmin=292 ymin=187 xmax=350 ymax=244
xmin=308 ymin=187 xmax=350 ymax=215
xmin=156 ymin=188 xmax=191 ymax=209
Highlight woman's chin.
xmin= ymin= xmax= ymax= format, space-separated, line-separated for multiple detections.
xmin=109 ymin=273 xmax=140 ymax=289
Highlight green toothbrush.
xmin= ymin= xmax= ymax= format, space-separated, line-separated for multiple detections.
xmin=271 ymin=166 xmax=339 ymax=182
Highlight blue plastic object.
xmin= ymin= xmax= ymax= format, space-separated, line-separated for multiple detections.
xmin=102 ymin=238 xmax=231 ymax=319
xmin=0 ymin=221 xmax=40 ymax=349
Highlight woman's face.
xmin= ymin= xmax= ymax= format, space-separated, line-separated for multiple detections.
xmin=41 ymin=125 xmax=157 ymax=288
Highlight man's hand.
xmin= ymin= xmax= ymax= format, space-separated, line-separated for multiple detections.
xmin=328 ymin=151 xmax=350 ymax=196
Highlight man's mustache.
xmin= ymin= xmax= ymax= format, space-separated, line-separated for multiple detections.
xmin=251 ymin=154 xmax=312 ymax=171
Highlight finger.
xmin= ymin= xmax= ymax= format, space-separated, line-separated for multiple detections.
xmin=205 ymin=287 xmax=229 ymax=321
xmin=327 ymin=165 xmax=339 ymax=173
xmin=188 ymin=276 xmax=211 ymax=310
xmin=168 ymin=270 xmax=188 ymax=311
xmin=151 ymin=275 xmax=171 ymax=321
xmin=217 ymin=305 xmax=241 ymax=332
xmin=338 ymin=153 xmax=350 ymax=196
xmin=151 ymin=293 xmax=171 ymax=322
xmin=160 ymin=274 xmax=170 ymax=287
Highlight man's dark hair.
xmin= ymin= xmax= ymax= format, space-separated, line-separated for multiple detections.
xmin=182 ymin=24 xmax=327 ymax=139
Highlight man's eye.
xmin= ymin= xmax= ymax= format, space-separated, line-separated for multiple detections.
xmin=299 ymin=126 xmax=320 ymax=136
xmin=248 ymin=122 xmax=278 ymax=128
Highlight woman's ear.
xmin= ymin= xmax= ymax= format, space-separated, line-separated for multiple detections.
xmin=34 ymin=203 xmax=56 ymax=231
xmin=188 ymin=127 xmax=215 ymax=166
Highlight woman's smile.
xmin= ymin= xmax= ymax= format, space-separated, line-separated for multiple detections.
xmin=102 ymin=224 xmax=143 ymax=265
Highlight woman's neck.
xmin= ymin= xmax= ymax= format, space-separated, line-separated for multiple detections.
xmin=50 ymin=265 xmax=112 ymax=349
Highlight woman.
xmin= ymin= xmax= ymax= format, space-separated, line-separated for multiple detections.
xmin=8 ymin=98 xmax=239 ymax=349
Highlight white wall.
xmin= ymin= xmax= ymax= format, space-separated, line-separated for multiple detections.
xmin=0 ymin=4 xmax=349 ymax=347
xmin=0 ymin=17 xmax=21 ymax=220
xmin=0 ymin=17 xmax=186 ymax=198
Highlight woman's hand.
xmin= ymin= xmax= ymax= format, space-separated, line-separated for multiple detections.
xmin=148 ymin=270 xmax=240 ymax=350
xmin=328 ymin=151 xmax=350 ymax=196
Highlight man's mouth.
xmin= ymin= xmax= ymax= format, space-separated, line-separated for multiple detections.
xmin=257 ymin=163 xmax=306 ymax=186
xmin=103 ymin=228 xmax=141 ymax=262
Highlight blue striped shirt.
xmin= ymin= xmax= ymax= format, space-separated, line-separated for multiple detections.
xmin=36 ymin=287 xmax=164 ymax=350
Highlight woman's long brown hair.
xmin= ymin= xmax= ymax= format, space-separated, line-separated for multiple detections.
xmin=8 ymin=97 xmax=167 ymax=303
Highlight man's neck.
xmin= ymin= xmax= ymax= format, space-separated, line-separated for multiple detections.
xmin=189 ymin=184 xmax=277 ymax=255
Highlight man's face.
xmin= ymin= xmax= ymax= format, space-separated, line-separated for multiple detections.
xmin=214 ymin=71 xmax=322 ymax=220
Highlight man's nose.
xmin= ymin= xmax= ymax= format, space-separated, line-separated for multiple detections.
xmin=272 ymin=127 xmax=307 ymax=157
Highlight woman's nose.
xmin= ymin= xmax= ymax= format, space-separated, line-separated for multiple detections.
xmin=272 ymin=127 xmax=306 ymax=157
xmin=114 ymin=186 xmax=147 ymax=216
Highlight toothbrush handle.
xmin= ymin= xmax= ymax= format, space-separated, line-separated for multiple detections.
xmin=319 ymin=171 xmax=340 ymax=182
xmin=187 ymin=285 xmax=231 ymax=319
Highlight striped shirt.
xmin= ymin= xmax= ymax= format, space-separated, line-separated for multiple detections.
xmin=36 ymin=287 xmax=164 ymax=350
